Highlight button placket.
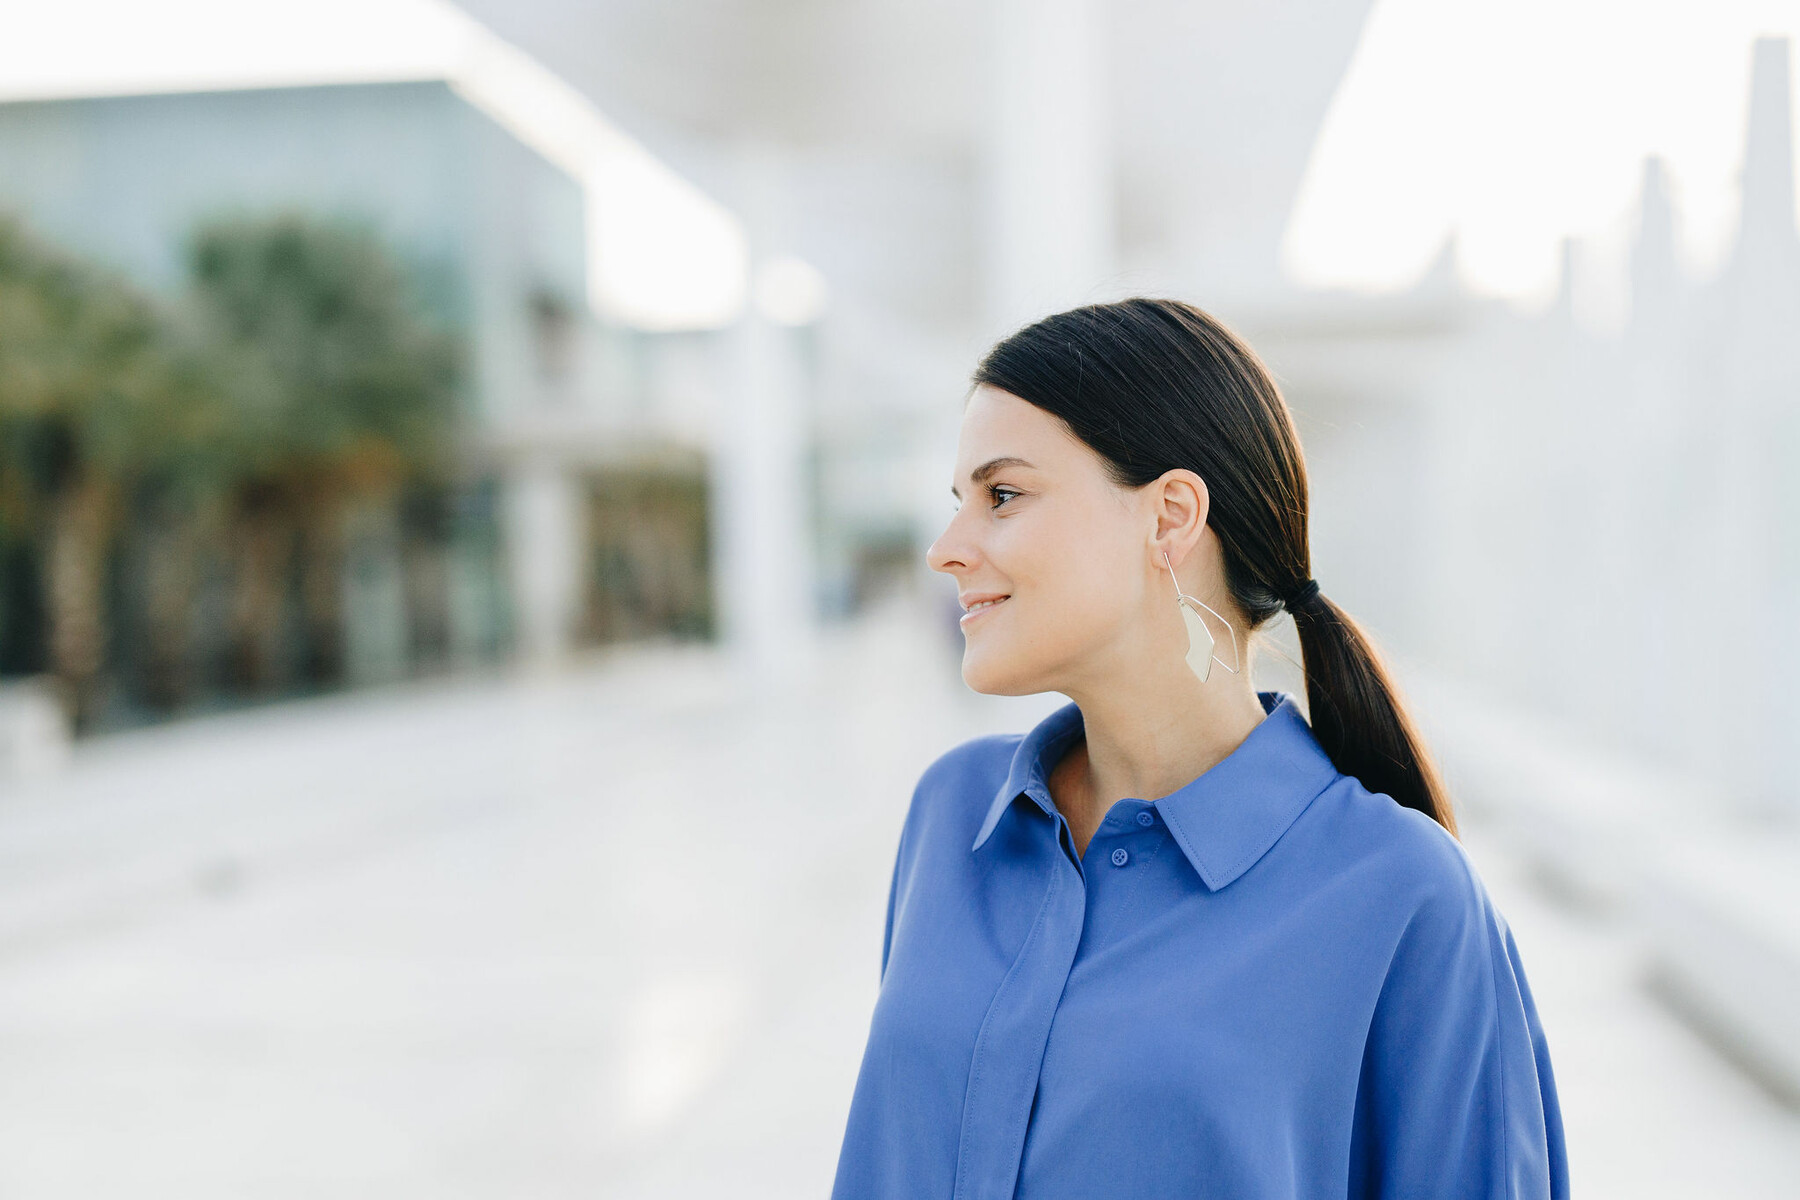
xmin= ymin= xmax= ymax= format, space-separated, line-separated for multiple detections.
xmin=952 ymin=842 xmax=1087 ymax=1200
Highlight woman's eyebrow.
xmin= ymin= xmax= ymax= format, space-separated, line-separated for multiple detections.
xmin=950 ymin=456 xmax=1036 ymax=499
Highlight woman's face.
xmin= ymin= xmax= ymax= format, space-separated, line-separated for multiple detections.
xmin=927 ymin=384 xmax=1163 ymax=696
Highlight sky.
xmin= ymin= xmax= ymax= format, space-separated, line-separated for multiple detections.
xmin=1282 ymin=0 xmax=1800 ymax=330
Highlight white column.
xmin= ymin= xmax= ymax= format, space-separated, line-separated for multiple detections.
xmin=982 ymin=0 xmax=1116 ymax=339
xmin=708 ymin=140 xmax=818 ymax=690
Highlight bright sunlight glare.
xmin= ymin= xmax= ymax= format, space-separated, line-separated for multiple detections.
xmin=1281 ymin=0 xmax=1800 ymax=329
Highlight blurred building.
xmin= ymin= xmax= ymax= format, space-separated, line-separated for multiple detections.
xmin=0 ymin=20 xmax=752 ymax=710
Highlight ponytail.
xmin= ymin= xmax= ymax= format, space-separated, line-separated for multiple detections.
xmin=1288 ymin=594 xmax=1457 ymax=837
xmin=973 ymin=297 xmax=1460 ymax=838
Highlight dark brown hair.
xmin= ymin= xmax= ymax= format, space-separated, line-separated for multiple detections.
xmin=972 ymin=297 xmax=1457 ymax=837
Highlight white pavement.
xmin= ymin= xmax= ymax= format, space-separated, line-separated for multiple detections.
xmin=0 ymin=595 xmax=1794 ymax=1197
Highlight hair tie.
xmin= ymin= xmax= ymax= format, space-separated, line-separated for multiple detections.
xmin=1281 ymin=578 xmax=1321 ymax=611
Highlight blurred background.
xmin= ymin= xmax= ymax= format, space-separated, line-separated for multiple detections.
xmin=0 ymin=0 xmax=1796 ymax=1195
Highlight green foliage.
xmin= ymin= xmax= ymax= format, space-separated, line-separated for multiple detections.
xmin=0 ymin=215 xmax=193 ymax=534
xmin=0 ymin=208 xmax=465 ymax=527
xmin=0 ymin=207 xmax=470 ymax=719
xmin=182 ymin=212 xmax=462 ymax=492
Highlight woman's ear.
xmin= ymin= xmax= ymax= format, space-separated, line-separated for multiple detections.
xmin=1149 ymin=468 xmax=1209 ymax=567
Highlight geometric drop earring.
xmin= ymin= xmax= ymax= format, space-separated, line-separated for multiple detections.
xmin=1161 ymin=549 xmax=1241 ymax=684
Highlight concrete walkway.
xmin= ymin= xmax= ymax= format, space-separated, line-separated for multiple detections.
xmin=0 ymin=597 xmax=1793 ymax=1197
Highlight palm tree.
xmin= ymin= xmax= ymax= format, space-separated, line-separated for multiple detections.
xmin=0 ymin=215 xmax=204 ymax=729
xmin=181 ymin=212 xmax=462 ymax=692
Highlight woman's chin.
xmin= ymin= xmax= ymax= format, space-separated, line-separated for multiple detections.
xmin=959 ymin=647 xmax=1041 ymax=697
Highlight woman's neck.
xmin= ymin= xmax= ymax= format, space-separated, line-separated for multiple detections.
xmin=1051 ymin=677 xmax=1268 ymax=858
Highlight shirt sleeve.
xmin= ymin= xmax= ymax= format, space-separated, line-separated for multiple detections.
xmin=1348 ymin=850 xmax=1571 ymax=1200
xmin=879 ymin=820 xmax=905 ymax=985
xmin=880 ymin=768 xmax=931 ymax=986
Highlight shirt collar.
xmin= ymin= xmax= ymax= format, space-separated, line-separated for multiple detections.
xmin=970 ymin=690 xmax=1339 ymax=891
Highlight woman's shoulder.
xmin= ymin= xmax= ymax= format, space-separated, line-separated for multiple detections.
xmin=1304 ymin=770 xmax=1496 ymax=926
xmin=894 ymin=730 xmax=1023 ymax=849
xmin=917 ymin=730 xmax=1021 ymax=791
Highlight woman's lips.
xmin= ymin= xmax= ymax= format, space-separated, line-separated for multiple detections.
xmin=960 ymin=595 xmax=1010 ymax=626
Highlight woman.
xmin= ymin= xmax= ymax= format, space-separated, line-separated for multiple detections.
xmin=829 ymin=298 xmax=1569 ymax=1199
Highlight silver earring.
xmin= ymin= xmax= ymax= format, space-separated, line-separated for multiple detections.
xmin=1162 ymin=550 xmax=1240 ymax=684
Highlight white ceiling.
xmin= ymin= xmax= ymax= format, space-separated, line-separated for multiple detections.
xmin=447 ymin=0 xmax=1376 ymax=321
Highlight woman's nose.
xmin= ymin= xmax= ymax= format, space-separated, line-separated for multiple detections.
xmin=926 ymin=512 xmax=973 ymax=574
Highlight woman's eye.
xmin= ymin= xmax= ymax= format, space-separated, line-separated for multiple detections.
xmin=990 ymin=487 xmax=1020 ymax=509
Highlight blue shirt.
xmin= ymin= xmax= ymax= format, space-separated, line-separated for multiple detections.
xmin=831 ymin=690 xmax=1569 ymax=1199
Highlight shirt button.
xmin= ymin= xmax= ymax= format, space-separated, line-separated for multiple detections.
xmin=1111 ymin=847 xmax=1130 ymax=867
xmin=1135 ymin=811 xmax=1155 ymax=827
